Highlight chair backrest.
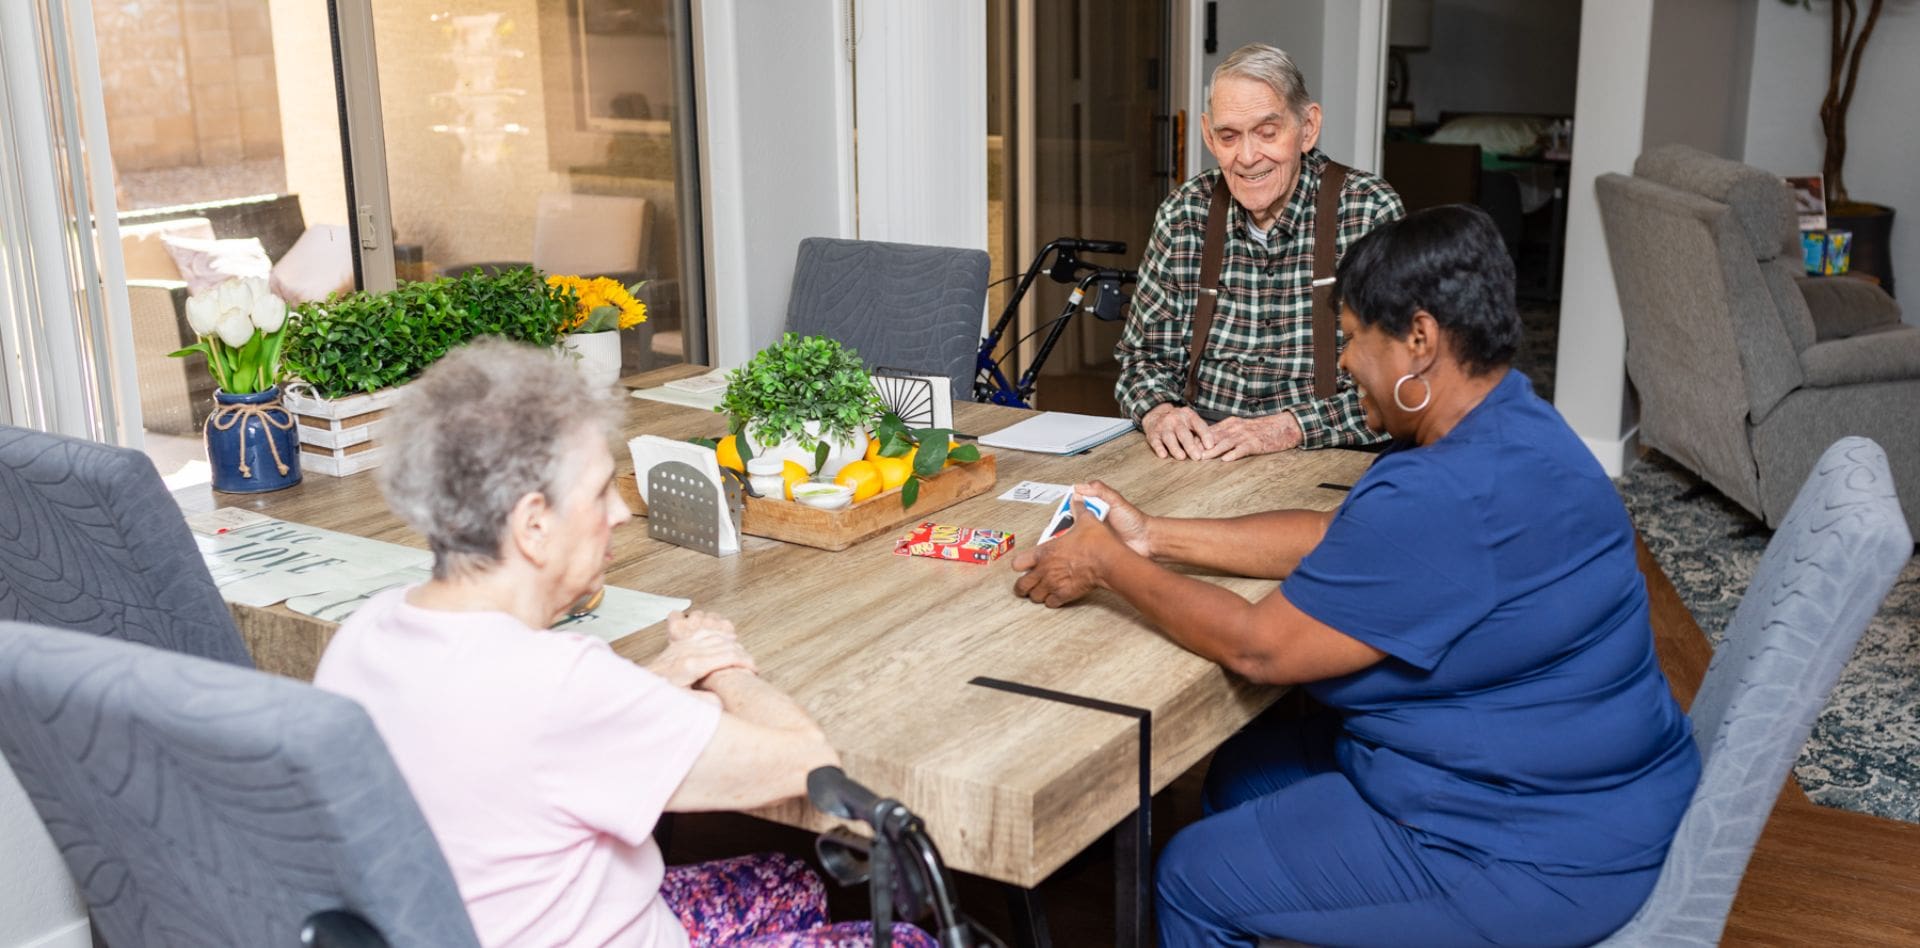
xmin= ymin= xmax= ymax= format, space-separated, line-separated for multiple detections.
xmin=0 ymin=425 xmax=252 ymax=666
xmin=785 ymin=237 xmax=991 ymax=402
xmin=1599 ymin=437 xmax=1911 ymax=946
xmin=1632 ymin=144 xmax=1822 ymax=355
xmin=532 ymin=192 xmax=652 ymax=276
xmin=0 ymin=622 xmax=481 ymax=947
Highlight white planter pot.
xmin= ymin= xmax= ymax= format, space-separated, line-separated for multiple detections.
xmin=745 ymin=420 xmax=869 ymax=477
xmin=559 ymin=332 xmax=622 ymax=389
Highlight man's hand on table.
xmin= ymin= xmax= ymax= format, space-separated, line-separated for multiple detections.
xmin=1011 ymin=492 xmax=1131 ymax=607
xmin=1142 ymin=403 xmax=1213 ymax=460
xmin=1199 ymin=411 xmax=1303 ymax=461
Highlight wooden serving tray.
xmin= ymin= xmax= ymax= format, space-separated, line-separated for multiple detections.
xmin=623 ymin=454 xmax=997 ymax=552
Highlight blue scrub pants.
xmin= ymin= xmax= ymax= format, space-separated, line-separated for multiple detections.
xmin=1155 ymin=708 xmax=1660 ymax=948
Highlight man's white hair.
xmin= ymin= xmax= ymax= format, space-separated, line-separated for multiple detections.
xmin=1205 ymin=43 xmax=1313 ymax=120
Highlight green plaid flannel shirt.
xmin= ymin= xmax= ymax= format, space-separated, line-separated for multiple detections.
xmin=1115 ymin=150 xmax=1404 ymax=448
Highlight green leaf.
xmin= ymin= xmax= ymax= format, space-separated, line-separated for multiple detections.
xmin=912 ymin=436 xmax=950 ymax=477
xmin=901 ymin=474 xmax=921 ymax=509
xmin=166 ymin=342 xmax=208 ymax=359
xmin=878 ymin=429 xmax=915 ymax=457
xmin=737 ymin=433 xmax=754 ymax=462
xmin=813 ymin=441 xmax=829 ymax=470
xmin=948 ymin=443 xmax=981 ymax=463
xmin=687 ymin=436 xmax=719 ymax=449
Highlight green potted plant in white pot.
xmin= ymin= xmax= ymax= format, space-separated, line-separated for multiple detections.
xmin=717 ymin=333 xmax=883 ymax=478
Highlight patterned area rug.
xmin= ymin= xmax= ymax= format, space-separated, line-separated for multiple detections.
xmin=1618 ymin=451 xmax=1920 ymax=824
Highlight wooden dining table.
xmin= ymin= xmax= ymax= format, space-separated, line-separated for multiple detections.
xmin=174 ymin=363 xmax=1374 ymax=946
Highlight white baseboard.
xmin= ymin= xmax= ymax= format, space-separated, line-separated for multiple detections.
xmin=1581 ymin=426 xmax=1641 ymax=479
xmin=21 ymin=918 xmax=90 ymax=948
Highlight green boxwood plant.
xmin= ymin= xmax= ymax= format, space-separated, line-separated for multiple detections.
xmin=717 ymin=333 xmax=883 ymax=457
xmin=282 ymin=266 xmax=570 ymax=398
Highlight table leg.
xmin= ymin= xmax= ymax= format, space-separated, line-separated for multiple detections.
xmin=1004 ymin=885 xmax=1053 ymax=948
xmin=1113 ymin=804 xmax=1152 ymax=947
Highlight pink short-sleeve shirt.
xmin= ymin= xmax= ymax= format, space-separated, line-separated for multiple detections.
xmin=315 ymin=588 xmax=721 ymax=947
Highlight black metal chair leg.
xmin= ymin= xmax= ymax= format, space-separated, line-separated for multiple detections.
xmin=1114 ymin=806 xmax=1152 ymax=948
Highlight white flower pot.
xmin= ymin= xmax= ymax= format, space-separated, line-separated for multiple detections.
xmin=559 ymin=332 xmax=622 ymax=389
xmin=745 ymin=420 xmax=869 ymax=477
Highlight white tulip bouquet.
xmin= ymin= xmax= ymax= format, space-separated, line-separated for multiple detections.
xmin=169 ymin=276 xmax=291 ymax=395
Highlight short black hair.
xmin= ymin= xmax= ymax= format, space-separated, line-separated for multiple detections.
xmin=1332 ymin=204 xmax=1520 ymax=375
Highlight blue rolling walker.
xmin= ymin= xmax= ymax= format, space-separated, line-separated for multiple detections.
xmin=973 ymin=239 xmax=1136 ymax=410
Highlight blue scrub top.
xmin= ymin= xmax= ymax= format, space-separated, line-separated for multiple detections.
xmin=1282 ymin=370 xmax=1700 ymax=873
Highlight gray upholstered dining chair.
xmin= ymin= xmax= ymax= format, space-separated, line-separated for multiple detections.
xmin=0 ymin=424 xmax=251 ymax=666
xmin=785 ymin=237 xmax=991 ymax=402
xmin=0 ymin=622 xmax=480 ymax=947
xmin=1596 ymin=436 xmax=1911 ymax=945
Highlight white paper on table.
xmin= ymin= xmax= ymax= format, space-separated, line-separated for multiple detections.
xmin=185 ymin=508 xmax=274 ymax=537
xmin=196 ymin=518 xmax=434 ymax=608
xmin=661 ymin=370 xmax=730 ymax=394
xmin=631 ymin=385 xmax=725 ymax=412
xmin=284 ymin=567 xmax=432 ymax=622
xmin=547 ymin=585 xmax=693 ymax=644
xmin=997 ymin=480 xmax=1071 ymax=505
xmin=627 ymin=434 xmax=738 ymax=554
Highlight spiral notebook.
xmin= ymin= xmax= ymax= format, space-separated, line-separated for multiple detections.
xmin=977 ymin=412 xmax=1136 ymax=455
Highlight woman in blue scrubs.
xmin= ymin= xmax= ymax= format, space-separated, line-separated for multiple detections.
xmin=1010 ymin=205 xmax=1701 ymax=947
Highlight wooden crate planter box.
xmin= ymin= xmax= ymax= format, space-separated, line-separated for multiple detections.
xmin=282 ymin=385 xmax=405 ymax=478
xmin=623 ymin=454 xmax=998 ymax=552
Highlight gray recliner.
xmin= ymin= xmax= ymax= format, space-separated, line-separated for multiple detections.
xmin=1595 ymin=144 xmax=1920 ymax=535
xmin=785 ymin=237 xmax=991 ymax=402
xmin=0 ymin=622 xmax=480 ymax=947
xmin=0 ymin=424 xmax=251 ymax=666
xmin=1598 ymin=436 xmax=1911 ymax=945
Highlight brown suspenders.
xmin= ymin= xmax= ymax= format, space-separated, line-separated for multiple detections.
xmin=1181 ymin=161 xmax=1350 ymax=406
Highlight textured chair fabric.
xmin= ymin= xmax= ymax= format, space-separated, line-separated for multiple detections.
xmin=0 ymin=622 xmax=480 ymax=948
xmin=1595 ymin=144 xmax=1920 ymax=535
xmin=0 ymin=425 xmax=251 ymax=666
xmin=1598 ymin=437 xmax=1911 ymax=946
xmin=785 ymin=237 xmax=991 ymax=402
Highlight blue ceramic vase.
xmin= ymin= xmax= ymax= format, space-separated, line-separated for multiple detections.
xmin=205 ymin=387 xmax=303 ymax=493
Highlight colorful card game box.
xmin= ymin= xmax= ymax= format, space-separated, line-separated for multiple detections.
xmin=893 ymin=522 xmax=1016 ymax=564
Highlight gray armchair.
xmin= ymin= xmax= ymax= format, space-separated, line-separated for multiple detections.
xmin=0 ymin=622 xmax=480 ymax=947
xmin=1598 ymin=437 xmax=1910 ymax=944
xmin=1595 ymin=144 xmax=1920 ymax=535
xmin=0 ymin=424 xmax=251 ymax=666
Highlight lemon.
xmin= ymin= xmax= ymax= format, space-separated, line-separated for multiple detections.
xmin=716 ymin=434 xmax=745 ymax=473
xmin=834 ymin=459 xmax=883 ymax=502
xmin=871 ymin=455 xmax=912 ymax=490
xmin=780 ymin=460 xmax=810 ymax=500
xmin=864 ymin=439 xmax=884 ymax=462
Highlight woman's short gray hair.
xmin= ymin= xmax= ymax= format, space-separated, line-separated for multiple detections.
xmin=379 ymin=337 xmax=623 ymax=579
xmin=1207 ymin=43 xmax=1313 ymax=120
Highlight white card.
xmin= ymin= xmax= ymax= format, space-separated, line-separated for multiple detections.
xmin=998 ymin=480 xmax=1071 ymax=505
xmin=1037 ymin=491 xmax=1110 ymax=545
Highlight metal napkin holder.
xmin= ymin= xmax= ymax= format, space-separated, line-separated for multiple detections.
xmin=645 ymin=460 xmax=744 ymax=557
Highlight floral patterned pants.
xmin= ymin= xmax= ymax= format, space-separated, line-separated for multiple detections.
xmin=660 ymin=852 xmax=938 ymax=947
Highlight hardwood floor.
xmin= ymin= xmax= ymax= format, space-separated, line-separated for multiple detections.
xmin=666 ymin=539 xmax=1920 ymax=945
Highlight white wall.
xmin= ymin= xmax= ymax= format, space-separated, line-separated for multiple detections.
xmin=1743 ymin=1 xmax=1920 ymax=313
xmin=853 ymin=2 xmax=987 ymax=252
xmin=1551 ymin=0 xmax=1657 ymax=475
xmin=1402 ymin=0 xmax=1581 ymax=124
xmin=694 ymin=0 xmax=854 ymax=367
xmin=1191 ymin=0 xmax=1384 ymax=170
xmin=1643 ymin=0 xmax=1747 ymax=158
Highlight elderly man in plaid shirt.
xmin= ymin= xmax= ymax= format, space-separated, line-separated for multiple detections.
xmin=1116 ymin=43 xmax=1404 ymax=460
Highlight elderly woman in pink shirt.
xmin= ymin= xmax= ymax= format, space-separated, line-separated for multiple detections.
xmin=315 ymin=339 xmax=931 ymax=948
